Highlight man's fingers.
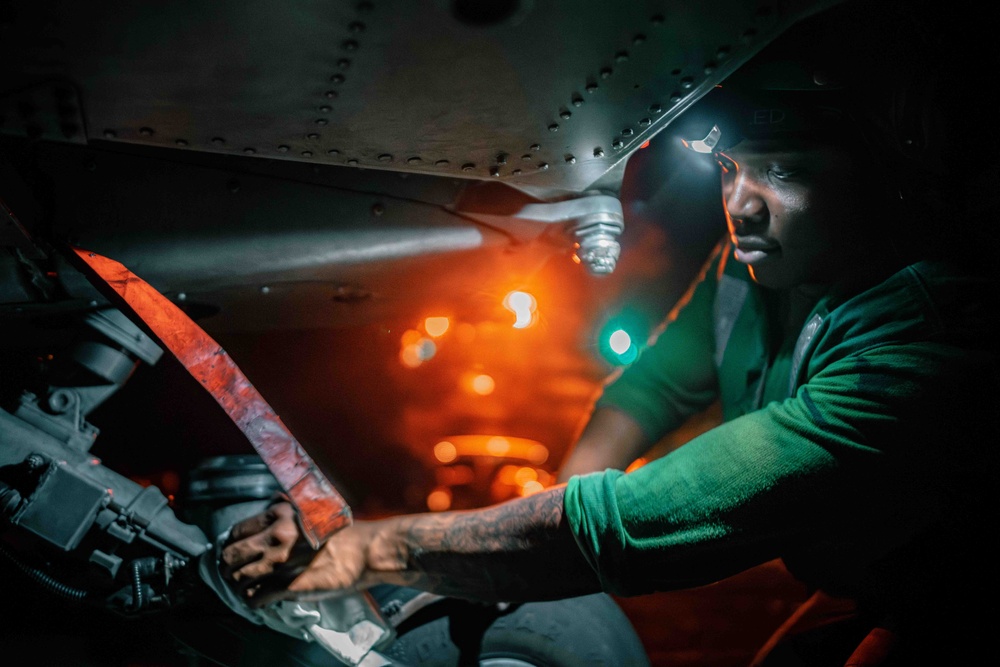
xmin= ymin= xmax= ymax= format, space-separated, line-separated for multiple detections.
xmin=225 ymin=502 xmax=294 ymax=544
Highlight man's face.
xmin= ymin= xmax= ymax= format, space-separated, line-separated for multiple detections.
xmin=719 ymin=137 xmax=872 ymax=290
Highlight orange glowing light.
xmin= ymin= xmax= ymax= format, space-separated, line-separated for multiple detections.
xmin=502 ymin=290 xmax=537 ymax=329
xmin=426 ymin=487 xmax=452 ymax=511
xmin=514 ymin=466 xmax=538 ymax=486
xmin=434 ymin=440 xmax=458 ymax=463
xmin=520 ymin=480 xmax=544 ymax=496
xmin=527 ymin=443 xmax=549 ymax=465
xmin=400 ymin=329 xmax=423 ymax=346
xmin=625 ymin=457 xmax=648 ymax=473
xmin=485 ymin=436 xmax=511 ymax=456
xmin=470 ymin=373 xmax=495 ymax=395
xmin=424 ymin=316 xmax=450 ymax=337
xmin=496 ymin=464 xmax=520 ymax=485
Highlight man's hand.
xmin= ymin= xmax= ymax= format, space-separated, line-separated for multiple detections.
xmin=220 ymin=501 xmax=370 ymax=607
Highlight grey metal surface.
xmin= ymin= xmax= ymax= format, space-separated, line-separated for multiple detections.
xmin=1 ymin=0 xmax=842 ymax=198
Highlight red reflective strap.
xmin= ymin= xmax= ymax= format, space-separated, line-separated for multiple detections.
xmin=71 ymin=248 xmax=351 ymax=548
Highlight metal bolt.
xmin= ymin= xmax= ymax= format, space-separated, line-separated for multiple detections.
xmin=572 ymin=95 xmax=584 ymax=107
xmin=316 ymin=118 xmax=328 ymax=126
xmin=347 ymin=158 xmax=359 ymax=166
xmin=560 ymin=110 xmax=572 ymax=120
xmin=378 ymin=153 xmax=393 ymax=162
xmin=278 ymin=145 xmax=289 ymax=152
xmin=649 ymin=103 xmax=662 ymax=114
xmin=615 ymin=51 xmax=629 ymax=63
xmin=621 ymin=127 xmax=633 ymax=136
xmin=244 ymin=147 xmax=256 ymax=154
xmin=600 ymin=67 xmax=612 ymax=79
xmin=330 ymin=74 xmax=345 ymax=84
xmin=593 ymin=147 xmax=604 ymax=157
xmin=612 ymin=139 xmax=623 ymax=150
xmin=633 ymin=33 xmax=646 ymax=45
xmin=212 ymin=137 xmax=225 ymax=146
xmin=228 ymin=179 xmax=240 ymax=193
xmin=349 ymin=21 xmax=366 ymax=33
xmin=716 ymin=46 xmax=731 ymax=60
xmin=530 ymin=143 xmax=541 ymax=151
xmin=139 ymin=127 xmax=154 ymax=136
xmin=327 ymin=148 xmax=340 ymax=155
xmin=490 ymin=166 xmax=500 ymax=177
xmin=669 ymin=92 xmax=681 ymax=104
xmin=548 ymin=123 xmax=559 ymax=132
xmin=372 ymin=203 xmax=384 ymax=216
xmin=495 ymin=153 xmax=508 ymax=164
xmin=407 ymin=156 xmax=422 ymax=165
xmin=512 ymin=169 xmax=521 ymax=175
xmin=342 ymin=39 xmax=358 ymax=51
xmin=325 ymin=90 xmax=339 ymax=99
xmin=301 ymin=150 xmax=313 ymax=157
xmin=537 ymin=162 xmax=549 ymax=170
xmin=461 ymin=163 xmax=475 ymax=172
xmin=307 ymin=133 xmax=320 ymax=140
xmin=176 ymin=138 xmax=189 ymax=146
xmin=651 ymin=14 xmax=664 ymax=25
xmin=103 ymin=129 xmax=116 ymax=138
xmin=521 ymin=154 xmax=532 ymax=161
xmin=639 ymin=117 xmax=651 ymax=127
xmin=338 ymin=58 xmax=351 ymax=69
xmin=704 ymin=62 xmax=716 ymax=75
xmin=435 ymin=159 xmax=449 ymax=166
xmin=681 ymin=77 xmax=694 ymax=89
xmin=586 ymin=83 xmax=598 ymax=93
xmin=565 ymin=155 xmax=576 ymax=164
xmin=320 ymin=105 xmax=332 ymax=112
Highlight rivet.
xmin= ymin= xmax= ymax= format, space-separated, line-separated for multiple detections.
xmin=260 ymin=286 xmax=271 ymax=295
xmin=176 ymin=139 xmax=188 ymax=146
xmin=530 ymin=143 xmax=541 ymax=151
xmin=435 ymin=159 xmax=450 ymax=166
xmin=490 ymin=166 xmax=500 ymax=177
xmin=347 ymin=158 xmax=359 ymax=166
xmin=669 ymin=92 xmax=682 ymax=104
xmin=572 ymin=95 xmax=584 ymax=107
xmin=593 ymin=147 xmax=605 ymax=157
xmin=301 ymin=150 xmax=313 ymax=157
xmin=615 ymin=51 xmax=629 ymax=63
xmin=651 ymin=14 xmax=664 ymax=25
xmin=330 ymin=74 xmax=345 ymax=84
xmin=649 ymin=103 xmax=662 ymax=114
xmin=681 ymin=77 xmax=694 ymax=89
xmin=565 ymin=155 xmax=576 ymax=164
xmin=244 ymin=147 xmax=256 ymax=154
xmin=704 ymin=63 xmax=716 ymax=75
xmin=320 ymin=105 xmax=332 ymax=112
xmin=512 ymin=169 xmax=522 ymax=175
xmin=560 ymin=110 xmax=572 ymax=120
xmin=537 ymin=162 xmax=549 ymax=170
xmin=639 ymin=117 xmax=651 ymax=127
xmin=741 ymin=28 xmax=757 ymax=42
xmin=103 ymin=129 xmax=116 ymax=138
xmin=716 ymin=46 xmax=731 ymax=60
xmin=349 ymin=21 xmax=366 ymax=33
xmin=139 ymin=127 xmax=154 ymax=137
xmin=407 ymin=156 xmax=422 ymax=165
xmin=495 ymin=153 xmax=508 ymax=164
xmin=338 ymin=58 xmax=351 ymax=70
xmin=600 ymin=67 xmax=613 ymax=79
xmin=378 ymin=153 xmax=393 ymax=162
xmin=461 ymin=163 xmax=475 ymax=172
xmin=278 ymin=145 xmax=290 ymax=152
xmin=633 ymin=33 xmax=646 ymax=45
xmin=316 ymin=118 xmax=328 ymax=126
xmin=307 ymin=133 xmax=320 ymax=140
xmin=521 ymin=154 xmax=532 ymax=161
xmin=586 ymin=83 xmax=598 ymax=93
xmin=325 ymin=90 xmax=339 ymax=99
xmin=327 ymin=148 xmax=340 ymax=155
xmin=342 ymin=39 xmax=358 ymax=51
xmin=621 ymin=127 xmax=634 ymax=136
xmin=228 ymin=179 xmax=240 ymax=193
xmin=548 ymin=123 xmax=559 ymax=132
xmin=612 ymin=139 xmax=624 ymax=150
xmin=212 ymin=137 xmax=225 ymax=146
xmin=372 ymin=203 xmax=384 ymax=216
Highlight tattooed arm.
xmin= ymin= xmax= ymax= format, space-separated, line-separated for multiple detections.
xmin=221 ymin=486 xmax=601 ymax=607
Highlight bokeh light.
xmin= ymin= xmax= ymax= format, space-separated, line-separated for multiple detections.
xmin=424 ymin=316 xmax=450 ymax=337
xmin=470 ymin=373 xmax=495 ymax=395
xmin=434 ymin=440 xmax=458 ymax=463
xmin=426 ymin=487 xmax=452 ymax=511
xmin=503 ymin=290 xmax=537 ymax=329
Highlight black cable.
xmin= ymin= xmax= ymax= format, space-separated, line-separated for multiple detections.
xmin=0 ymin=541 xmax=90 ymax=601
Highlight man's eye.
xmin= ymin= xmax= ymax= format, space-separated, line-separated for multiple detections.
xmin=767 ymin=167 xmax=799 ymax=181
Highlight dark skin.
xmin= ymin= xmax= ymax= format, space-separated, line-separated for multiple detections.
xmin=221 ymin=486 xmax=600 ymax=607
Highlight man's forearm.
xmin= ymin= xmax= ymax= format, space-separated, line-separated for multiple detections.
xmin=362 ymin=486 xmax=601 ymax=602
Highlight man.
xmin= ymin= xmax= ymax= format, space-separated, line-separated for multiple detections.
xmin=221 ymin=1 xmax=997 ymax=663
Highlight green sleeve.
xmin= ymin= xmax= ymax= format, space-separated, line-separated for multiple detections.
xmin=595 ymin=241 xmax=724 ymax=441
xmin=567 ymin=325 xmax=995 ymax=596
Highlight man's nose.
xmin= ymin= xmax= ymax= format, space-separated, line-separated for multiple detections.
xmin=722 ymin=171 xmax=765 ymax=229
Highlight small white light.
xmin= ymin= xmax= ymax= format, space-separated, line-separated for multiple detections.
xmin=683 ymin=124 xmax=722 ymax=154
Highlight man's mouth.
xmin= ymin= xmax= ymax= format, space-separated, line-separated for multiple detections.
xmin=733 ymin=237 xmax=781 ymax=264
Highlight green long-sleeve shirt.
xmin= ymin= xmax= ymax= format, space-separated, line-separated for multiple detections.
xmin=565 ymin=239 xmax=999 ymax=622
